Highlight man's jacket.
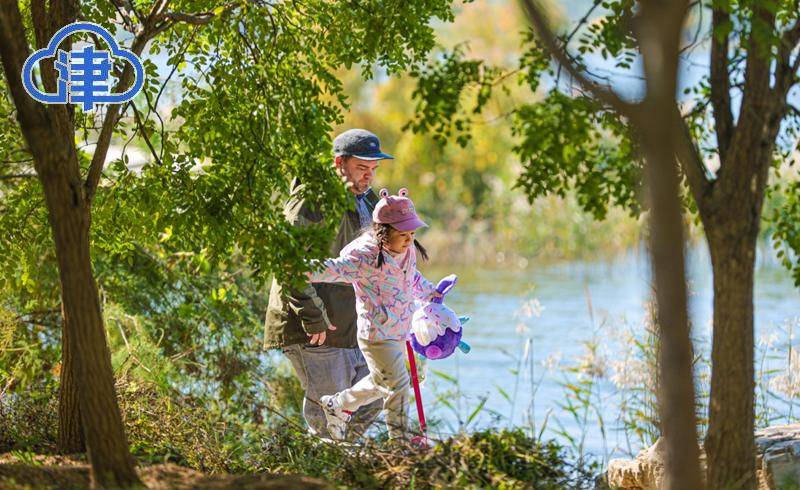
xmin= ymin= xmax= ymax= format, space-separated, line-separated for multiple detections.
xmin=262 ymin=182 xmax=379 ymax=349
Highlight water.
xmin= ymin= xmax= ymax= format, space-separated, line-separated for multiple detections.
xmin=419 ymin=242 xmax=800 ymax=462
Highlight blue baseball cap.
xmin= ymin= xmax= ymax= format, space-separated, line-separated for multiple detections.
xmin=333 ymin=129 xmax=394 ymax=161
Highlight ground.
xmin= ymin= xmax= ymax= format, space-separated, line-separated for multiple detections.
xmin=0 ymin=453 xmax=331 ymax=489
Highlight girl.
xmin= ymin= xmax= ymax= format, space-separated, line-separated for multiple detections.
xmin=307 ymin=188 xmax=440 ymax=440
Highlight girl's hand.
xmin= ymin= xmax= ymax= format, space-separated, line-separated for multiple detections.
xmin=432 ymin=291 xmax=443 ymax=301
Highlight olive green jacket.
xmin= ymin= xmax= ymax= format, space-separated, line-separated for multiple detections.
xmin=262 ymin=182 xmax=379 ymax=349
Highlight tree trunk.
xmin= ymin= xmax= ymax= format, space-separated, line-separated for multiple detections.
xmin=702 ymin=91 xmax=777 ymax=488
xmin=37 ymin=157 xmax=141 ymax=488
xmin=519 ymin=0 xmax=703 ymax=484
xmin=633 ymin=2 xmax=704 ymax=488
xmin=639 ymin=110 xmax=705 ymax=490
xmin=58 ymin=312 xmax=85 ymax=454
xmin=0 ymin=3 xmax=140 ymax=486
xmin=705 ymin=217 xmax=759 ymax=489
xmin=640 ymin=140 xmax=704 ymax=489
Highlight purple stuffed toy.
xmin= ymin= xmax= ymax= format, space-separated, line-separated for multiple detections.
xmin=409 ymin=274 xmax=471 ymax=360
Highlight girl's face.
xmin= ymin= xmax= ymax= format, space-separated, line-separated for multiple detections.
xmin=385 ymin=227 xmax=415 ymax=255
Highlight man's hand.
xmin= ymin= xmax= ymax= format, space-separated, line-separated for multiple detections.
xmin=308 ymin=324 xmax=337 ymax=345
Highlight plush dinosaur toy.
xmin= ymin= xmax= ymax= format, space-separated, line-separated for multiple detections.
xmin=409 ymin=274 xmax=470 ymax=360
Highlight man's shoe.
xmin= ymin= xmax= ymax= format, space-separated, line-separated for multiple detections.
xmin=320 ymin=394 xmax=350 ymax=440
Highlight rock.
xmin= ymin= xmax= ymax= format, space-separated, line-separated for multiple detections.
xmin=756 ymin=424 xmax=800 ymax=489
xmin=603 ymin=424 xmax=800 ymax=490
xmin=604 ymin=458 xmax=647 ymax=489
xmin=604 ymin=437 xmax=666 ymax=490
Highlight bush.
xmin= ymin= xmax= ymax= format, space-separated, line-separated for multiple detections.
xmin=1 ymin=380 xmax=595 ymax=489
xmin=250 ymin=424 xmax=595 ymax=489
xmin=0 ymin=381 xmax=58 ymax=454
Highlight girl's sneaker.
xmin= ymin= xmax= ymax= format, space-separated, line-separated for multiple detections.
xmin=320 ymin=395 xmax=351 ymax=440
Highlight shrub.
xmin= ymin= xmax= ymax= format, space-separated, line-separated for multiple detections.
xmin=0 ymin=381 xmax=58 ymax=454
xmin=1 ymin=380 xmax=595 ymax=489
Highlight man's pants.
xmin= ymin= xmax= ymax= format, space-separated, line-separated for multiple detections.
xmin=335 ymin=338 xmax=410 ymax=439
xmin=282 ymin=343 xmax=382 ymax=439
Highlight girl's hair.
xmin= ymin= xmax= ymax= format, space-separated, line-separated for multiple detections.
xmin=372 ymin=222 xmax=428 ymax=269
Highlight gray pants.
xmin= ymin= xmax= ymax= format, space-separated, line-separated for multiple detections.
xmin=282 ymin=343 xmax=382 ymax=439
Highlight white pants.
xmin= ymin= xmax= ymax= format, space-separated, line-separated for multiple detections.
xmin=335 ymin=338 xmax=410 ymax=439
xmin=282 ymin=344 xmax=381 ymax=439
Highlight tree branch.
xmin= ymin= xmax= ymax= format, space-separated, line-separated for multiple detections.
xmin=679 ymin=0 xmax=704 ymax=55
xmin=121 ymin=0 xmax=143 ymax=24
xmin=519 ymin=0 xmax=635 ymax=117
xmin=83 ymin=32 xmax=149 ymax=204
xmin=130 ymin=102 xmax=163 ymax=167
xmin=147 ymin=25 xmax=199 ymax=163
xmin=147 ymin=0 xmax=171 ymax=25
xmin=729 ymin=3 xmax=776 ymax=166
xmin=165 ymin=1 xmax=239 ymax=26
xmin=165 ymin=12 xmax=216 ymax=25
xmin=84 ymin=0 xmax=176 ymax=204
xmin=1 ymin=155 xmax=34 ymax=165
xmin=710 ymin=5 xmax=733 ymax=161
xmin=779 ymin=20 xmax=800 ymax=54
xmin=0 ymin=0 xmax=50 ymax=163
xmin=30 ymin=0 xmax=49 ymax=49
xmin=773 ymin=21 xmax=800 ymax=101
xmin=556 ymin=0 xmax=604 ymax=83
xmin=110 ymin=0 xmax=138 ymax=33
xmin=84 ymin=1 xmax=239 ymax=204
xmin=674 ymin=108 xmax=713 ymax=214
xmin=0 ymin=173 xmax=38 ymax=180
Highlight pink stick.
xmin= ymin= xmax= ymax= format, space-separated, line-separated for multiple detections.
xmin=406 ymin=340 xmax=427 ymax=438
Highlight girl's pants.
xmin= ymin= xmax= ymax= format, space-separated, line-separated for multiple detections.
xmin=282 ymin=343 xmax=382 ymax=439
xmin=335 ymin=337 xmax=410 ymax=439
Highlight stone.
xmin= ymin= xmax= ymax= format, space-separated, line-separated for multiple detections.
xmin=756 ymin=424 xmax=800 ymax=489
xmin=602 ymin=424 xmax=800 ymax=490
xmin=604 ymin=437 xmax=666 ymax=490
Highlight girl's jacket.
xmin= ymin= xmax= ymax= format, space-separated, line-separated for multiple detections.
xmin=308 ymin=233 xmax=437 ymax=341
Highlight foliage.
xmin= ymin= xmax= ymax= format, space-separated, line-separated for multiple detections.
xmin=0 ymin=0 xmax=467 ymax=343
xmin=0 ymin=381 xmax=59 ymax=454
xmin=1 ymin=378 xmax=597 ymax=489
xmin=0 ymin=220 xmax=277 ymax=421
xmin=0 ymin=0 xmax=469 ymax=445
xmin=333 ymin=1 xmax=644 ymax=265
xmin=770 ymin=180 xmax=800 ymax=287
xmin=405 ymin=23 xmax=644 ymax=224
xmin=95 ymin=0 xmax=461 ymax=288
xmin=513 ymin=90 xmax=641 ymax=221
xmin=405 ymin=0 xmax=800 ymax=280
xmin=0 ymin=83 xmax=26 ymax=178
xmin=405 ymin=45 xmax=502 ymax=147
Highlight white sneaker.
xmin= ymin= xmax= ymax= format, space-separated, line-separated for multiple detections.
xmin=320 ymin=394 xmax=350 ymax=440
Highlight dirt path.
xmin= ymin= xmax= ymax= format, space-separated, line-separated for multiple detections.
xmin=0 ymin=453 xmax=331 ymax=489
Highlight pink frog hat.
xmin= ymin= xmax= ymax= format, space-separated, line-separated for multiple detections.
xmin=372 ymin=188 xmax=428 ymax=232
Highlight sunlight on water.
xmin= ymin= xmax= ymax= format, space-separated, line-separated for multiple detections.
xmin=419 ymin=242 xmax=800 ymax=462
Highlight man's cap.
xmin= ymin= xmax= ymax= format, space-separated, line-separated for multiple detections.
xmin=333 ymin=129 xmax=394 ymax=161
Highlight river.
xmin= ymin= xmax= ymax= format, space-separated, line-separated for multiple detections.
xmin=419 ymin=242 xmax=800 ymax=463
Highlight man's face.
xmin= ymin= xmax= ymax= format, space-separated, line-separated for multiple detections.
xmin=335 ymin=156 xmax=380 ymax=194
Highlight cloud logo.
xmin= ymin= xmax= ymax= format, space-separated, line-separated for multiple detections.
xmin=22 ymin=22 xmax=145 ymax=111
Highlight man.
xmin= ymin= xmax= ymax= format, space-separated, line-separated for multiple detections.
xmin=263 ymin=129 xmax=391 ymax=439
